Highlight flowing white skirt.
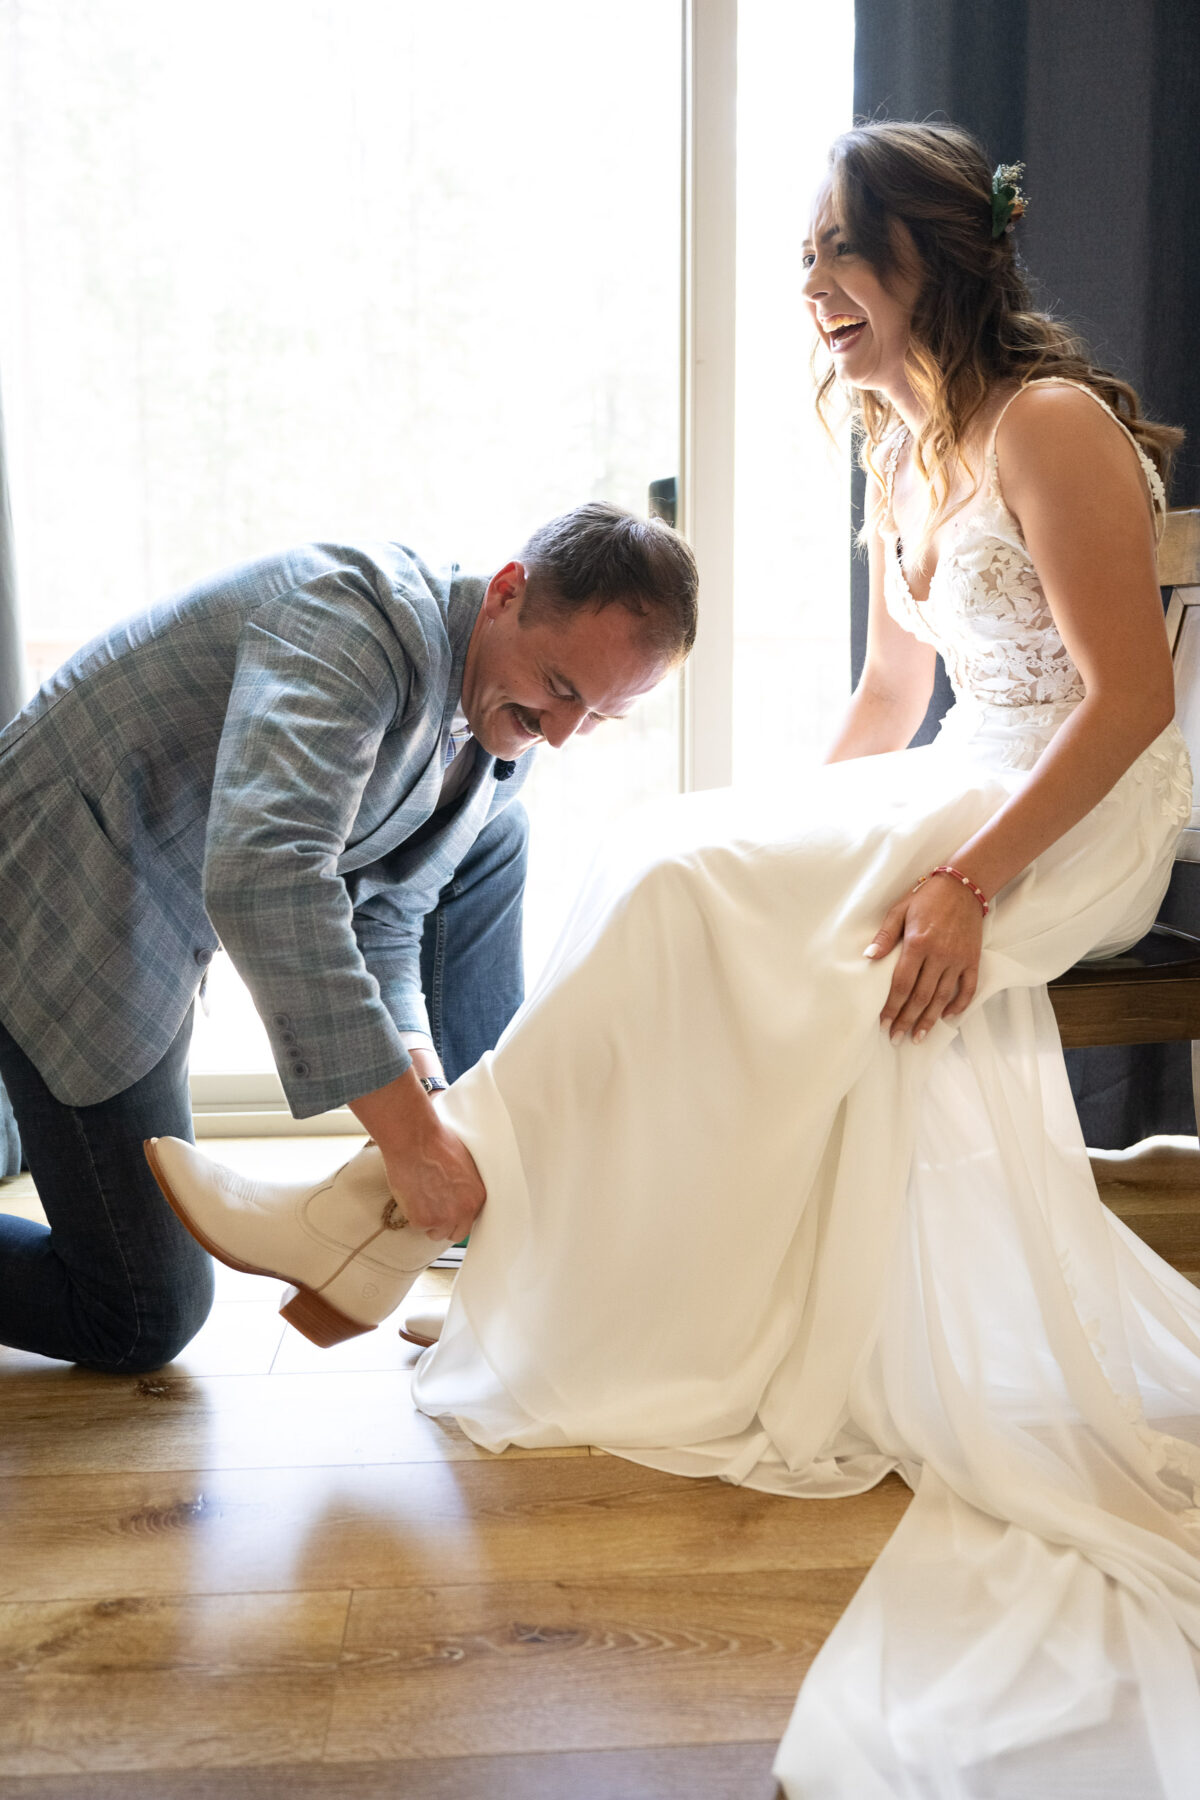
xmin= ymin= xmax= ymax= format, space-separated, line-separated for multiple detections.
xmin=413 ymin=700 xmax=1200 ymax=1797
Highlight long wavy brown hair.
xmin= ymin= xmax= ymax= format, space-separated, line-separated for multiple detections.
xmin=813 ymin=121 xmax=1182 ymax=546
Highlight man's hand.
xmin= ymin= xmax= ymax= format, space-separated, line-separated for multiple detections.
xmin=864 ymin=874 xmax=984 ymax=1042
xmin=378 ymin=1118 xmax=485 ymax=1242
xmin=348 ymin=1067 xmax=485 ymax=1241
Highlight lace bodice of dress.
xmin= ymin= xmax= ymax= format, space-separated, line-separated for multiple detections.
xmin=881 ymin=379 xmax=1167 ymax=710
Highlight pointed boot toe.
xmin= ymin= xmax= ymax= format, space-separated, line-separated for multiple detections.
xmin=144 ymin=1136 xmax=449 ymax=1346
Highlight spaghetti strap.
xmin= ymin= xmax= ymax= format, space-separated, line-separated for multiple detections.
xmin=880 ymin=425 xmax=908 ymax=533
xmin=990 ymin=378 xmax=1167 ymax=531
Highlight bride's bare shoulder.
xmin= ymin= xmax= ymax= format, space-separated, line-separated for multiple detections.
xmin=992 ymin=382 xmax=1158 ymax=547
xmin=992 ymin=381 xmax=1151 ymax=507
xmin=992 ymin=381 xmax=1122 ymax=466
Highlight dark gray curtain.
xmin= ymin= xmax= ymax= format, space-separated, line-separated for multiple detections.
xmin=0 ymin=379 xmax=24 ymax=1176
xmin=852 ymin=0 xmax=1200 ymax=1146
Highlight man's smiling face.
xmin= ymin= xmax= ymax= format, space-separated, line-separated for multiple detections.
xmin=460 ymin=561 xmax=670 ymax=761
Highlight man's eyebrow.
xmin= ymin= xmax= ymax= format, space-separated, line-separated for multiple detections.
xmin=547 ymin=666 xmax=629 ymax=720
xmin=548 ymin=666 xmax=622 ymax=720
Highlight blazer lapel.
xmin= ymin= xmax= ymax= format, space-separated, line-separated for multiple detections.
xmin=337 ymin=569 xmax=487 ymax=875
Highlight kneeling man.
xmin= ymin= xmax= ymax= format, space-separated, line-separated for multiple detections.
xmin=0 ymin=503 xmax=696 ymax=1370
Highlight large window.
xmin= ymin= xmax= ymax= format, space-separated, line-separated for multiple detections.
xmin=735 ymin=0 xmax=855 ymax=777
xmin=1 ymin=0 xmax=684 ymax=1079
xmin=1 ymin=1 xmax=854 ymax=1113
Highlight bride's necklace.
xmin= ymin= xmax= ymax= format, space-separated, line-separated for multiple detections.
xmin=890 ymin=431 xmax=940 ymax=604
xmin=891 ymin=421 xmax=996 ymax=603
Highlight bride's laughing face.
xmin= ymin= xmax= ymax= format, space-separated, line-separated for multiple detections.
xmin=801 ymin=190 xmax=921 ymax=401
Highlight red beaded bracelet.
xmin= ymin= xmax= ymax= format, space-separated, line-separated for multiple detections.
xmin=911 ymin=863 xmax=990 ymax=916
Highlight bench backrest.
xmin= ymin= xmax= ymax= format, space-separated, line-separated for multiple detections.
xmin=1161 ymin=508 xmax=1200 ymax=860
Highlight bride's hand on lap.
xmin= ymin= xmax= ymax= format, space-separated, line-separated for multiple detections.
xmin=865 ymin=880 xmax=984 ymax=1042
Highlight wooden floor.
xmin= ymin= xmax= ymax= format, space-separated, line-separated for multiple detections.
xmin=2 ymin=1137 xmax=1198 ymax=1797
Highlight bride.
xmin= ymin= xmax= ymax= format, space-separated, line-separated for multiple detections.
xmin=154 ymin=123 xmax=1200 ymax=1795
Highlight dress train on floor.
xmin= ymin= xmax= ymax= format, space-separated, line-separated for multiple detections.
xmin=414 ymin=712 xmax=1200 ymax=1796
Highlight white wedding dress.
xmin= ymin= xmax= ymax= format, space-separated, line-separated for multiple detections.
xmin=414 ymin=383 xmax=1200 ymax=1796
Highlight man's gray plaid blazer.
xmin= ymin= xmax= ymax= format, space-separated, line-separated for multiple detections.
xmin=0 ymin=541 xmax=530 ymax=1117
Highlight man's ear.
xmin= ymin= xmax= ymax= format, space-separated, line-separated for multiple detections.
xmin=482 ymin=560 xmax=527 ymax=620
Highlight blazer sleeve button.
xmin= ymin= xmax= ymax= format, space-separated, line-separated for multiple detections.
xmin=273 ymin=1013 xmax=292 ymax=1029
xmin=194 ymin=947 xmax=213 ymax=966
xmin=290 ymin=1060 xmax=310 ymax=1078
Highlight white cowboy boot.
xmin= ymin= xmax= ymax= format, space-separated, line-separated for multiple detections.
xmin=145 ymin=1136 xmax=448 ymax=1347
xmin=398 ymin=1293 xmax=451 ymax=1348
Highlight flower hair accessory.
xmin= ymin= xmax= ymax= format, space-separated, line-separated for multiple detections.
xmin=991 ymin=162 xmax=1027 ymax=238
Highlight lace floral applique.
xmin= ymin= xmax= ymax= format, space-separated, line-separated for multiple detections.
xmin=1113 ymin=725 xmax=1194 ymax=829
xmin=883 ymin=458 xmax=1088 ymax=710
xmin=882 ymin=383 xmax=1166 ymax=715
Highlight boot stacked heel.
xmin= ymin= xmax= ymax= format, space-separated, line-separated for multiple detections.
xmin=282 ymin=1253 xmax=427 ymax=1346
xmin=278 ymin=1284 xmax=372 ymax=1347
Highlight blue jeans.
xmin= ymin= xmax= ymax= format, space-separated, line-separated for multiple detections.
xmin=0 ymin=1006 xmax=210 ymax=1372
xmin=420 ymin=802 xmax=528 ymax=1083
xmin=0 ymin=802 xmax=528 ymax=1370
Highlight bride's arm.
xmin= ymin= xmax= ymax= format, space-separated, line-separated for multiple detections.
xmin=941 ymin=385 xmax=1174 ymax=891
xmin=825 ymin=484 xmax=937 ymax=762
xmin=872 ymin=384 xmax=1176 ymax=1041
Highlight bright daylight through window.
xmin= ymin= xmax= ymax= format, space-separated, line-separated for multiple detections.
xmin=0 ymin=0 xmax=852 ymax=1107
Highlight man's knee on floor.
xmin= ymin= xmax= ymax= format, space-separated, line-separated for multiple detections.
xmin=74 ymin=1263 xmax=215 ymax=1375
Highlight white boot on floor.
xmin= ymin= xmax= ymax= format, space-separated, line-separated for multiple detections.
xmin=145 ymin=1136 xmax=449 ymax=1346
xmin=398 ymin=1293 xmax=451 ymax=1348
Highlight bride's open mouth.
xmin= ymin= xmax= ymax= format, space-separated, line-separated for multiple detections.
xmin=822 ymin=313 xmax=867 ymax=354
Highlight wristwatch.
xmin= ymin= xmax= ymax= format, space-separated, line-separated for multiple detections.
xmin=417 ymin=1074 xmax=448 ymax=1094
